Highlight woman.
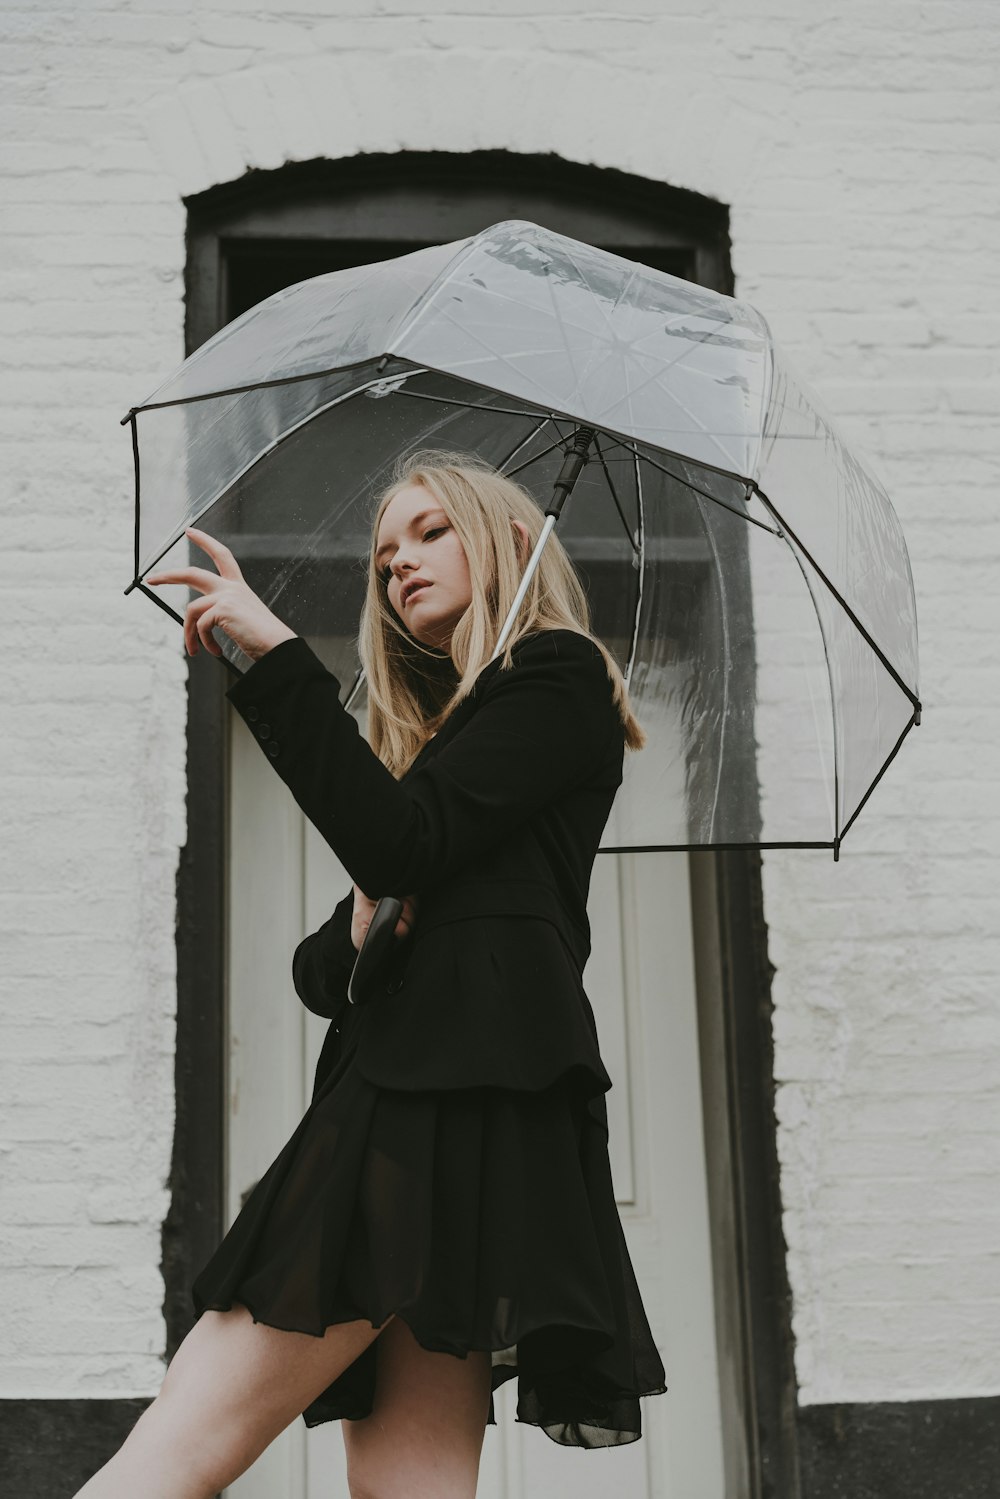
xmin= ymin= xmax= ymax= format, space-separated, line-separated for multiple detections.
xmin=78 ymin=451 xmax=667 ymax=1499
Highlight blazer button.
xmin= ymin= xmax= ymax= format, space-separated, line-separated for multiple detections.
xmin=267 ymin=741 xmax=280 ymax=758
xmin=245 ymin=707 xmax=260 ymax=722
xmin=257 ymin=723 xmax=271 ymax=738
xmin=386 ymin=977 xmax=404 ymax=994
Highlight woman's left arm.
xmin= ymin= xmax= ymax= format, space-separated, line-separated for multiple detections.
xmin=226 ymin=629 xmax=622 ymax=896
xmin=291 ymin=888 xmax=357 ymax=1019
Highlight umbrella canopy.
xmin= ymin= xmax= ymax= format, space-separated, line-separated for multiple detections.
xmin=123 ymin=220 xmax=921 ymax=857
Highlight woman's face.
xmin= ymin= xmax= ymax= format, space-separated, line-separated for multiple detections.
xmin=375 ymin=484 xmax=473 ymax=654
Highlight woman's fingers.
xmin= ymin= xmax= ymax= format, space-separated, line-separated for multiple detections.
xmin=350 ymin=883 xmax=377 ymax=953
xmin=180 ymin=593 xmax=228 ymax=657
xmin=195 ymin=607 xmax=224 ymax=657
xmin=146 ymin=529 xmax=244 ymax=592
xmin=184 ymin=526 xmax=245 ymax=581
xmin=349 ymin=886 xmax=419 ymax=950
xmin=145 ymin=564 xmax=223 ymax=593
xmin=395 ymin=893 xmax=419 ymax=940
xmin=352 ymin=882 xmax=376 ymax=913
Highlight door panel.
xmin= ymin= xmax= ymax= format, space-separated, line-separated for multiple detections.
xmin=226 ymin=696 xmax=728 ymax=1497
xmin=176 ymin=167 xmax=772 ymax=1499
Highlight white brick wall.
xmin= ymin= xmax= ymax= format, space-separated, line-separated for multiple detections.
xmin=2 ymin=0 xmax=997 ymax=1407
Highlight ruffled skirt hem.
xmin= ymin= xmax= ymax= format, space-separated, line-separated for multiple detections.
xmin=193 ymin=1291 xmax=667 ymax=1446
xmin=191 ymin=1006 xmax=668 ymax=1448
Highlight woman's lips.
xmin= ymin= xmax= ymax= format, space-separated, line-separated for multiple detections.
xmin=404 ymin=583 xmax=430 ymax=606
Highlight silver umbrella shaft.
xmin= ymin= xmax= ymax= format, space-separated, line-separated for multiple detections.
xmin=491 ymin=425 xmax=595 ymax=660
xmin=489 ymin=514 xmax=558 ymax=662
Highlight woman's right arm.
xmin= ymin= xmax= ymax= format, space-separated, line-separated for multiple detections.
xmin=225 ymin=629 xmax=621 ymax=897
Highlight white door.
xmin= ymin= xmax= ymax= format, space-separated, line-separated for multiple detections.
xmin=225 ymin=696 xmax=730 ymax=1498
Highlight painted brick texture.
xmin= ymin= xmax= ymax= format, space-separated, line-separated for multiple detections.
xmin=1 ymin=0 xmax=997 ymax=1408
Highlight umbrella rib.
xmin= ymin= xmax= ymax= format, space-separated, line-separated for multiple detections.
xmin=462 ymin=244 xmax=625 ymax=398
xmin=132 ymin=369 xmax=435 ymax=578
xmin=600 ymin=840 xmax=836 ymax=853
xmin=133 ymin=579 xmax=185 ymax=627
xmin=504 ymin=433 xmax=574 ymax=479
xmin=838 ymin=708 xmax=919 ymax=847
xmin=614 ymin=342 xmax=639 ymax=465
xmin=690 ymin=490 xmax=730 ymax=844
xmin=413 ymin=272 xmax=581 ymax=345
xmin=632 ymin=307 xmax=760 ymax=367
xmin=585 ymin=440 xmax=639 ymax=462
xmin=535 ymin=416 xmax=583 ymax=455
xmin=752 ymin=485 xmax=921 ymax=709
xmin=411 ymin=298 xmax=569 ymax=404
xmin=772 ymin=523 xmax=842 ymax=845
xmin=594 ymin=434 xmax=639 ymax=557
xmin=497 ymin=417 xmax=561 ymax=474
xmin=750 ymin=306 xmax=778 ymax=481
xmin=470 ymin=286 xmax=759 ymax=475
xmin=559 ymin=243 xmax=624 ymax=345
xmin=598 ymin=346 xmax=748 ymax=472
xmin=454 ymin=264 xmax=691 ymax=427
xmin=630 ymin=447 xmax=779 ymax=534
xmin=624 ymin=447 xmax=645 ymax=689
xmin=123 ymin=354 xmax=414 ymax=417
xmin=129 ymin=413 xmax=141 ymax=587
xmin=392 ymin=387 xmax=557 ymax=422
xmin=539 ymin=263 xmax=595 ymax=410
xmin=509 ymin=254 xmax=758 ymax=475
xmin=611 ymin=266 xmax=640 ymax=319
xmin=384 ymin=234 xmax=481 ymax=350
xmin=393 ymin=386 xmax=520 ymax=463
xmin=132 ymin=580 xmax=236 ymax=680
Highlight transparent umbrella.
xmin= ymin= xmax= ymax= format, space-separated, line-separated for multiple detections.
xmin=122 ymin=219 xmax=921 ymax=858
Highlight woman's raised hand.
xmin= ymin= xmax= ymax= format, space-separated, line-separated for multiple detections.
xmin=146 ymin=527 xmax=298 ymax=662
xmin=350 ymin=884 xmax=419 ymax=953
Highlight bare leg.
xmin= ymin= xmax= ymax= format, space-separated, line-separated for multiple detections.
xmin=74 ymin=1304 xmax=394 ymax=1499
xmin=342 ymin=1316 xmax=492 ymax=1499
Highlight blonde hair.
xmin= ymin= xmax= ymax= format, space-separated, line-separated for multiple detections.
xmin=358 ymin=449 xmax=647 ymax=776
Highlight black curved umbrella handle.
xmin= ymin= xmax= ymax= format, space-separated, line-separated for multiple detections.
xmin=347 ymin=896 xmax=404 ymax=1006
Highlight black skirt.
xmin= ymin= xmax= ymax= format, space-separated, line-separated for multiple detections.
xmin=191 ymin=993 xmax=668 ymax=1447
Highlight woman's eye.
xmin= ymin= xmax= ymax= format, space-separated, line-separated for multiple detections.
xmin=379 ymin=526 xmax=447 ymax=583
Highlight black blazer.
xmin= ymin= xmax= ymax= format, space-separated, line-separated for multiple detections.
xmin=225 ymin=627 xmax=626 ymax=1102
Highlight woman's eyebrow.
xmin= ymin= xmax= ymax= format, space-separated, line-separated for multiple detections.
xmin=374 ymin=508 xmax=444 ymax=565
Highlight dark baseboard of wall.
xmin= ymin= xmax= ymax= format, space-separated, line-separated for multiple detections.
xmin=0 ymin=1398 xmax=151 ymax=1497
xmin=798 ymin=1396 xmax=1000 ymax=1499
xmin=3 ymin=1393 xmax=1000 ymax=1496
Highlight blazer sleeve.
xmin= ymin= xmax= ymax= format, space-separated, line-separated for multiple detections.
xmin=291 ymin=886 xmax=356 ymax=1020
xmin=225 ymin=628 xmax=622 ymax=896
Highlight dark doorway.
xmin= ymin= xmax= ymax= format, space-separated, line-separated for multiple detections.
xmin=169 ymin=149 xmax=798 ymax=1499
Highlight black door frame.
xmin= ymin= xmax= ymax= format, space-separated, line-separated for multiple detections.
xmin=168 ymin=149 xmax=800 ymax=1498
